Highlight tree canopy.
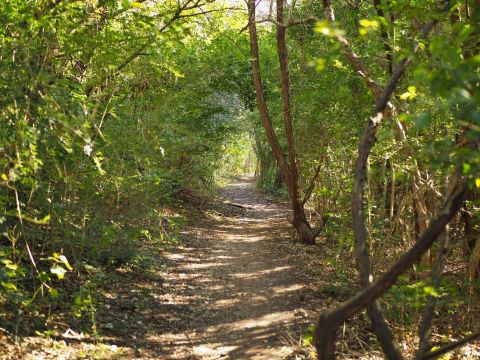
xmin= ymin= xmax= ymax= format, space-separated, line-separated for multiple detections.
xmin=1 ymin=0 xmax=479 ymax=359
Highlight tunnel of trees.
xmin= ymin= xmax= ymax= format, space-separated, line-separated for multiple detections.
xmin=1 ymin=0 xmax=479 ymax=358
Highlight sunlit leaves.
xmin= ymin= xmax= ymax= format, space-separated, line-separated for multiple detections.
xmin=400 ymin=86 xmax=417 ymax=100
xmin=423 ymin=286 xmax=440 ymax=298
xmin=315 ymin=58 xmax=326 ymax=72
xmin=1 ymin=281 xmax=18 ymax=291
xmin=314 ymin=20 xmax=345 ymax=38
xmin=302 ymin=324 xmax=316 ymax=347
xmin=47 ymin=253 xmax=73 ymax=271
xmin=50 ymin=266 xmax=67 ymax=280
xmin=358 ymin=19 xmax=379 ymax=36
xmin=121 ymin=0 xmax=144 ymax=9
xmin=333 ymin=59 xmax=344 ymax=69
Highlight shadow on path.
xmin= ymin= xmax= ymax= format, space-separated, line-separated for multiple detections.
xmin=99 ymin=177 xmax=311 ymax=359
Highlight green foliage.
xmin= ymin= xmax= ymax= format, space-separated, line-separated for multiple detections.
xmin=302 ymin=323 xmax=316 ymax=347
xmin=0 ymin=0 xmax=479 ymax=353
xmin=384 ymin=277 xmax=463 ymax=325
xmin=0 ymin=0 xmax=250 ymax=334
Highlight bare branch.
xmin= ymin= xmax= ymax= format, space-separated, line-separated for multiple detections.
xmin=373 ymin=0 xmax=394 ymax=74
xmin=314 ymin=174 xmax=469 ymax=359
xmin=314 ymin=15 xmax=443 ymax=359
xmin=240 ymin=15 xmax=318 ymax=32
xmin=419 ymin=331 xmax=480 ymax=360
xmin=322 ymin=0 xmax=382 ymax=98
xmin=302 ymin=164 xmax=321 ymax=205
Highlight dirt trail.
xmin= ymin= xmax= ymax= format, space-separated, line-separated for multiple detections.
xmin=148 ymin=177 xmax=311 ymax=359
xmin=7 ymin=179 xmax=480 ymax=359
xmin=3 ymin=177 xmax=323 ymax=359
xmin=4 ymin=177 xmax=393 ymax=359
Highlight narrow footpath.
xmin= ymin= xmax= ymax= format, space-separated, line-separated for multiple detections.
xmin=151 ymin=177 xmax=313 ymax=359
xmin=6 ymin=177 xmax=373 ymax=359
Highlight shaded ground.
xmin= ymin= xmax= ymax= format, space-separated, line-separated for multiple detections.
xmin=3 ymin=177 xmax=479 ymax=359
xmin=2 ymin=177 xmax=320 ymax=359
xmin=144 ymin=177 xmax=311 ymax=359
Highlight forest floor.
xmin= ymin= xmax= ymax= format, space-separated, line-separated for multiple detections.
xmin=145 ymin=176 xmax=314 ymax=359
xmin=3 ymin=177 xmax=479 ymax=359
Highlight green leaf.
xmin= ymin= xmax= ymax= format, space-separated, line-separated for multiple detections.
xmin=316 ymin=59 xmax=326 ymax=72
xmin=415 ymin=112 xmax=432 ymax=131
xmin=50 ymin=266 xmax=67 ymax=280
xmin=303 ymin=333 xmax=313 ymax=346
xmin=359 ymin=19 xmax=379 ymax=28
xmin=359 ymin=19 xmax=379 ymax=35
xmin=314 ymin=20 xmax=332 ymax=36
xmin=303 ymin=323 xmax=316 ymax=346
xmin=49 ymin=287 xmax=59 ymax=297
xmin=400 ymin=86 xmax=416 ymax=100
xmin=121 ymin=0 xmax=132 ymax=8
xmin=59 ymin=255 xmax=73 ymax=270
xmin=1 ymin=281 xmax=18 ymax=291
xmin=424 ymin=286 xmax=440 ymax=297
xmin=38 ymin=271 xmax=50 ymax=283
xmin=5 ymin=263 xmax=18 ymax=271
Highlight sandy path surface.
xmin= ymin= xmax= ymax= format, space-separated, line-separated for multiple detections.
xmin=2 ymin=177 xmax=318 ymax=360
xmin=6 ymin=178 xmax=480 ymax=359
xmin=147 ymin=177 xmax=310 ymax=359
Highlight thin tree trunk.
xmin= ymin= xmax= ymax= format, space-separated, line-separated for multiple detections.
xmin=315 ymin=171 xmax=468 ymax=359
xmin=276 ymin=0 xmax=315 ymax=244
xmin=468 ymin=237 xmax=480 ymax=282
xmin=247 ymin=0 xmax=315 ymax=244
xmin=373 ymin=0 xmax=394 ymax=74
xmin=247 ymin=1 xmax=291 ymax=188
xmin=416 ymin=228 xmax=449 ymax=357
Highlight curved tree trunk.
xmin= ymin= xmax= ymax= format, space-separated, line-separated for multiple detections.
xmin=322 ymin=1 xmax=402 ymax=357
xmin=276 ymin=0 xmax=315 ymax=244
xmin=314 ymin=14 xmax=442 ymax=358
xmin=247 ymin=0 xmax=316 ymax=244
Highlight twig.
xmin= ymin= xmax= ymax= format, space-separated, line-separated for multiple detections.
xmin=222 ymin=201 xmax=253 ymax=210
xmin=419 ymin=331 xmax=480 ymax=360
xmin=302 ymin=164 xmax=322 ymax=205
xmin=240 ymin=15 xmax=318 ymax=32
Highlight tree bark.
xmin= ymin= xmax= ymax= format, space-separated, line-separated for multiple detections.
xmin=373 ymin=0 xmax=394 ymax=74
xmin=315 ymin=174 xmax=468 ymax=359
xmin=247 ymin=0 xmax=315 ymax=244
xmin=320 ymin=2 xmax=444 ymax=357
xmin=314 ymin=6 xmax=442 ymax=356
xmin=416 ymin=228 xmax=448 ymax=357
xmin=247 ymin=1 xmax=291 ymax=187
xmin=276 ymin=0 xmax=315 ymax=244
xmin=321 ymin=2 xmax=402 ymax=357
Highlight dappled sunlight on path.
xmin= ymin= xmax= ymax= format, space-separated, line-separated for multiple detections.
xmin=85 ymin=177 xmax=322 ymax=360
xmin=147 ymin=177 xmax=309 ymax=359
